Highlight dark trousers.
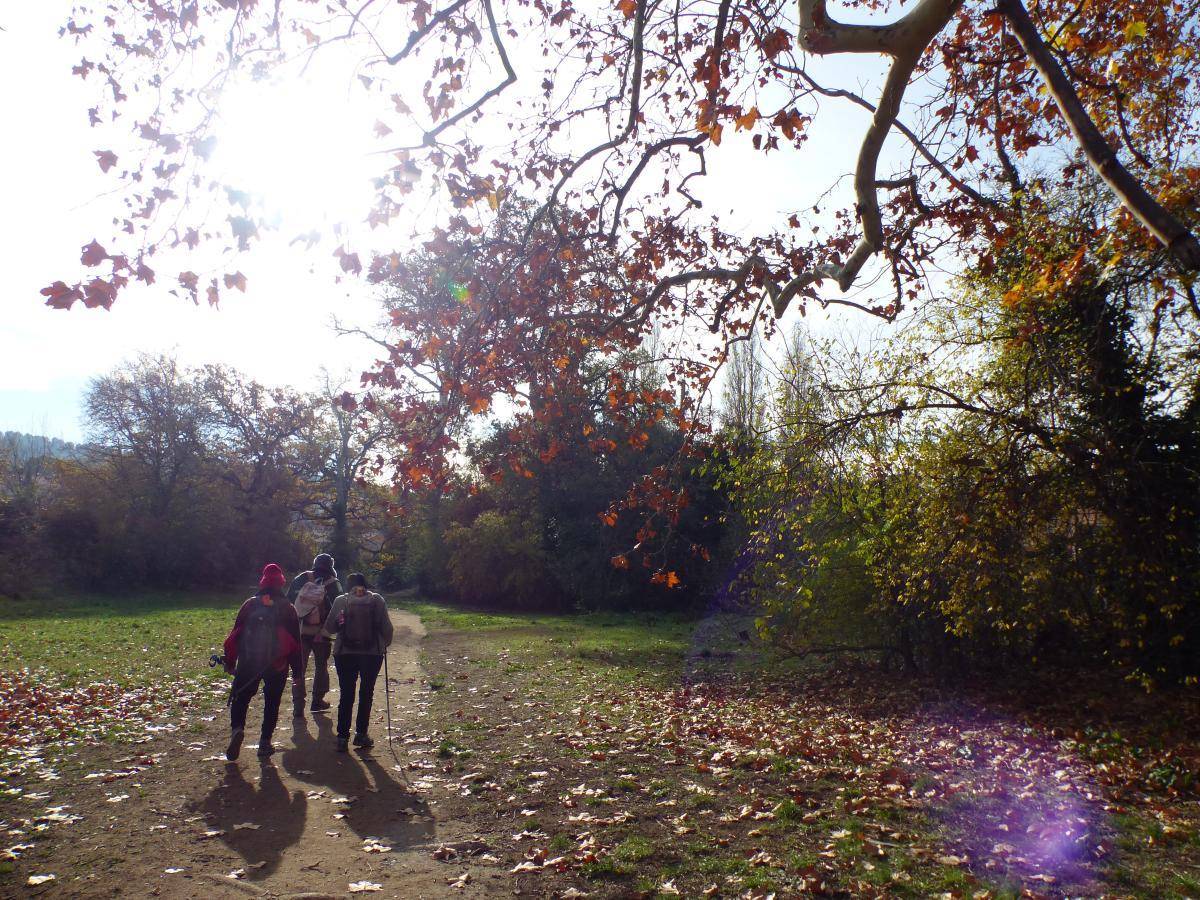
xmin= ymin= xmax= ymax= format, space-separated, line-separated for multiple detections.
xmin=292 ymin=634 xmax=331 ymax=711
xmin=334 ymin=653 xmax=383 ymax=739
xmin=230 ymin=668 xmax=287 ymax=743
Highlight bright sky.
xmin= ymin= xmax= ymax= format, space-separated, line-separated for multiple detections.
xmin=0 ymin=2 xmax=387 ymax=441
xmin=0 ymin=2 xmax=900 ymax=442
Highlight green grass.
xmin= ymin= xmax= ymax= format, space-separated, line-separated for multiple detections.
xmin=391 ymin=596 xmax=745 ymax=678
xmin=0 ymin=591 xmax=236 ymax=688
xmin=614 ymin=835 xmax=657 ymax=863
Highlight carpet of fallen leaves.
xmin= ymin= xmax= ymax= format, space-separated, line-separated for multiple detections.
xmin=0 ymin=668 xmax=203 ymax=750
xmin=0 ymin=666 xmax=229 ymax=886
xmin=4 ymin=601 xmax=1200 ymax=898
xmin=402 ymin=615 xmax=1200 ymax=899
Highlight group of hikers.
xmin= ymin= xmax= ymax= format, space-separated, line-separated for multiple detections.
xmin=221 ymin=554 xmax=394 ymax=761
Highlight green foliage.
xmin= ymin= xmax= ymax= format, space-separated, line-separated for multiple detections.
xmin=725 ymin=193 xmax=1200 ymax=682
xmin=444 ymin=510 xmax=560 ymax=609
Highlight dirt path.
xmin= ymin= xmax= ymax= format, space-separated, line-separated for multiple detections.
xmin=30 ymin=609 xmax=503 ymax=899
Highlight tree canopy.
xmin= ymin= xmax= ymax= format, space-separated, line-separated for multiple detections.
xmin=48 ymin=0 xmax=1200 ymax=437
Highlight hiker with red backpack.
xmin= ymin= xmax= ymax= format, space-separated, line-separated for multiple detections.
xmin=321 ymin=573 xmax=393 ymax=752
xmin=285 ymin=553 xmax=342 ymax=719
xmin=222 ymin=564 xmax=303 ymax=761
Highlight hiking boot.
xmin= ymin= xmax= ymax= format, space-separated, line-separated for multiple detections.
xmin=352 ymin=733 xmax=374 ymax=750
xmin=225 ymin=728 xmax=244 ymax=761
xmin=256 ymin=742 xmax=276 ymax=758
xmin=335 ymin=737 xmax=349 ymax=753
xmin=310 ymin=699 xmax=331 ymax=712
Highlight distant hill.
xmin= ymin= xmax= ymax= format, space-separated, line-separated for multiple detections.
xmin=1 ymin=431 xmax=84 ymax=461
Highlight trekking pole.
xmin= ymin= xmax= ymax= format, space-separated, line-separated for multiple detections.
xmin=383 ymin=648 xmax=395 ymax=757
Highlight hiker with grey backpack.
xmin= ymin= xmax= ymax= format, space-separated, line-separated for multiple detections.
xmin=321 ymin=573 xmax=393 ymax=752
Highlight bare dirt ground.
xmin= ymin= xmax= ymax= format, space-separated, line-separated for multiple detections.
xmin=9 ymin=610 xmax=506 ymax=899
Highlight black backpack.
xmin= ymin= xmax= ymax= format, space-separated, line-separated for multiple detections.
xmin=237 ymin=599 xmax=279 ymax=676
xmin=341 ymin=594 xmax=378 ymax=651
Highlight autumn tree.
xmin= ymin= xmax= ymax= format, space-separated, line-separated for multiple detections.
xmin=45 ymin=0 xmax=1200 ymax=589
xmin=299 ymin=374 xmax=394 ymax=571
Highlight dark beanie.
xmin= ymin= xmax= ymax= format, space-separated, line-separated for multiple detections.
xmin=259 ymin=563 xmax=286 ymax=591
xmin=313 ymin=554 xmax=336 ymax=577
xmin=346 ymin=572 xmax=369 ymax=590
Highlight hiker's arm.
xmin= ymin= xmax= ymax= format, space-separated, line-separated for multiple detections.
xmin=285 ymin=574 xmax=305 ymax=605
xmin=323 ymin=580 xmax=343 ymax=620
xmin=282 ymin=604 xmax=303 ymax=680
xmin=223 ymin=600 xmax=251 ymax=671
xmin=378 ymin=596 xmax=394 ymax=647
xmin=321 ymin=596 xmax=346 ymax=640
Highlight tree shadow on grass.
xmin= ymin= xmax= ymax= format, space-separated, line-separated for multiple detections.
xmin=198 ymin=759 xmax=306 ymax=880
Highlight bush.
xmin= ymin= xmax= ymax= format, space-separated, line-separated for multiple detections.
xmin=443 ymin=510 xmax=563 ymax=609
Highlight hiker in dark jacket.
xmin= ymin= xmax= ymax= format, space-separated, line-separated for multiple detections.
xmin=321 ymin=573 xmax=393 ymax=752
xmin=285 ymin=553 xmax=342 ymax=718
xmin=223 ymin=564 xmax=303 ymax=761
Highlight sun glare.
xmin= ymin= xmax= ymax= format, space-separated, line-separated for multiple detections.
xmin=213 ymin=79 xmax=380 ymax=233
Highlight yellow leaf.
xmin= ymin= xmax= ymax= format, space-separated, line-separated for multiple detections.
xmin=734 ymin=106 xmax=759 ymax=131
xmin=1123 ymin=20 xmax=1147 ymax=41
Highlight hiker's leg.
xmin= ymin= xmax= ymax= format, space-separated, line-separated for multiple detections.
xmin=292 ymin=637 xmax=312 ymax=715
xmin=354 ymin=654 xmax=384 ymax=738
xmin=260 ymin=669 xmax=286 ymax=745
xmin=311 ymin=638 xmax=331 ymax=705
xmin=229 ymin=675 xmax=260 ymax=732
xmin=334 ymin=654 xmax=360 ymax=740
xmin=227 ymin=674 xmax=260 ymax=760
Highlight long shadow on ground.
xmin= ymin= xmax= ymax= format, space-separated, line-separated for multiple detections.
xmin=282 ymin=710 xmax=435 ymax=849
xmin=194 ymin=709 xmax=434 ymax=883
xmin=197 ymin=760 xmax=306 ymax=879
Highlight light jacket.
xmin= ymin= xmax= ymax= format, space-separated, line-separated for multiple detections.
xmin=321 ymin=591 xmax=394 ymax=656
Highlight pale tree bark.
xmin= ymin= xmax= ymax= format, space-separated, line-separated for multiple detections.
xmin=757 ymin=0 xmax=1200 ymax=320
xmin=994 ymin=0 xmax=1200 ymax=271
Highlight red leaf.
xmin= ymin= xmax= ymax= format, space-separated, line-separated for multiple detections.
xmin=223 ymin=271 xmax=247 ymax=292
xmin=760 ymin=27 xmax=791 ymax=58
xmin=178 ymin=271 xmax=199 ymax=296
xmin=93 ymin=150 xmax=118 ymax=172
xmin=80 ymin=240 xmax=108 ymax=267
xmin=334 ymin=246 xmax=363 ymax=275
xmin=41 ymin=281 xmax=83 ymax=310
xmin=82 ymin=278 xmax=116 ymax=309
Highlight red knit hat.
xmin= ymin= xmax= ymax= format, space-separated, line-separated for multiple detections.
xmin=259 ymin=563 xmax=286 ymax=591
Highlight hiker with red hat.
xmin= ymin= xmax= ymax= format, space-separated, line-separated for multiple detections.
xmin=222 ymin=563 xmax=303 ymax=761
